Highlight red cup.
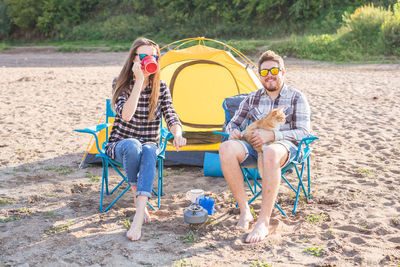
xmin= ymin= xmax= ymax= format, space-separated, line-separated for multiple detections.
xmin=141 ymin=56 xmax=158 ymax=74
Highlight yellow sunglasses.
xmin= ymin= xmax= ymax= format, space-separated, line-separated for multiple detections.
xmin=259 ymin=67 xmax=281 ymax=76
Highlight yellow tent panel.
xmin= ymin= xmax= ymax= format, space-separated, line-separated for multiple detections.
xmin=159 ymin=38 xmax=261 ymax=163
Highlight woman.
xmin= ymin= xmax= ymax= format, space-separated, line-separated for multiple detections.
xmin=105 ymin=37 xmax=186 ymax=241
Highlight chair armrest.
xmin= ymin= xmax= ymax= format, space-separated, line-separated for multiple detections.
xmin=74 ymin=123 xmax=112 ymax=154
xmin=213 ymin=131 xmax=230 ymax=142
xmin=213 ymin=131 xmax=229 ymax=138
xmin=158 ymin=127 xmax=179 ymax=157
xmin=294 ymin=134 xmax=319 ymax=163
xmin=74 ymin=123 xmax=112 ymax=135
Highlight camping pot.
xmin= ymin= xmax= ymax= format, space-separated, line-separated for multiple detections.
xmin=141 ymin=56 xmax=158 ymax=74
xmin=183 ymin=204 xmax=208 ymax=224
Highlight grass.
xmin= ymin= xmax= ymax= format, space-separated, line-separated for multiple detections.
xmin=43 ymin=166 xmax=75 ymax=175
xmin=173 ymin=259 xmax=197 ymax=267
xmin=6 ymin=40 xmax=132 ymax=53
xmin=306 ymin=214 xmax=328 ymax=224
xmin=44 ymin=191 xmax=57 ymax=197
xmin=0 ymin=198 xmax=14 ymax=206
xmin=0 ymin=42 xmax=10 ymax=51
xmin=86 ymin=173 xmax=100 ymax=182
xmin=179 ymin=230 xmax=199 ymax=243
xmin=250 ymin=262 xmax=271 ymax=267
xmin=0 ymin=217 xmax=20 ymax=223
xmin=45 ymin=211 xmax=56 ymax=218
xmin=357 ymin=168 xmax=374 ymax=175
xmin=3 ymin=33 xmax=399 ymax=63
xmin=43 ymin=221 xmax=73 ymax=236
xmin=303 ymin=246 xmax=324 ymax=257
xmin=173 ymin=168 xmax=185 ymax=175
xmin=18 ymin=208 xmax=32 ymax=215
xmin=120 ymin=217 xmax=131 ymax=230
xmin=250 ymin=206 xmax=257 ymax=219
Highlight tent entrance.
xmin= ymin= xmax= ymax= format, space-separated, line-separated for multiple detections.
xmin=169 ymin=60 xmax=240 ymax=129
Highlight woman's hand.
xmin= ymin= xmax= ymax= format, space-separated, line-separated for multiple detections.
xmin=173 ymin=135 xmax=187 ymax=151
xmin=132 ymin=62 xmax=145 ymax=84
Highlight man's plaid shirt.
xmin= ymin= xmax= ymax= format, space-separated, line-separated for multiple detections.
xmin=226 ymin=84 xmax=311 ymax=146
xmin=105 ymin=80 xmax=181 ymax=159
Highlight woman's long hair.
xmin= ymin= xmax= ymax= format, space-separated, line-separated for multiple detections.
xmin=111 ymin=37 xmax=161 ymax=121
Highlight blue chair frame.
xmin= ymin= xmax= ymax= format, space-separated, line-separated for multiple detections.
xmin=74 ymin=99 xmax=173 ymax=212
xmin=215 ymin=95 xmax=318 ymax=216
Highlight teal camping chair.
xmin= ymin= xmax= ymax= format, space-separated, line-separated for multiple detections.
xmin=74 ymin=99 xmax=173 ymax=212
xmin=214 ymin=94 xmax=318 ymax=216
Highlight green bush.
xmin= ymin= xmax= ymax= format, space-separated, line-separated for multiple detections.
xmin=342 ymin=4 xmax=390 ymax=47
xmin=271 ymin=3 xmax=400 ymax=62
xmin=4 ymin=0 xmax=43 ymax=29
xmin=381 ymin=3 xmax=400 ymax=55
xmin=0 ymin=2 xmax=12 ymax=39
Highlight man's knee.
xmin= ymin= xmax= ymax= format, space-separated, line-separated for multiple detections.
xmin=219 ymin=141 xmax=233 ymax=156
xmin=219 ymin=140 xmax=244 ymax=163
xmin=261 ymin=146 xmax=284 ymax=168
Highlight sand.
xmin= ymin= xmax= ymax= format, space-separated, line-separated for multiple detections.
xmin=1 ymin=49 xmax=400 ymax=266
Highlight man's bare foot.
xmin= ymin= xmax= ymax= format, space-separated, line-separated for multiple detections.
xmin=127 ymin=215 xmax=142 ymax=241
xmin=237 ymin=210 xmax=254 ymax=229
xmin=245 ymin=221 xmax=269 ymax=243
xmin=144 ymin=206 xmax=151 ymax=223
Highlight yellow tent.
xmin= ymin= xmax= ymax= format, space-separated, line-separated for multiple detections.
xmin=81 ymin=37 xmax=261 ymax=166
xmin=159 ymin=37 xmax=261 ymax=165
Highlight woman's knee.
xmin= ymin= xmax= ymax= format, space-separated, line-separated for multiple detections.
xmin=142 ymin=143 xmax=158 ymax=162
xmin=122 ymin=138 xmax=142 ymax=157
xmin=142 ymin=143 xmax=157 ymax=155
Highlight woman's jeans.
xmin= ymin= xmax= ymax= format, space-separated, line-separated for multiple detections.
xmin=114 ymin=138 xmax=157 ymax=199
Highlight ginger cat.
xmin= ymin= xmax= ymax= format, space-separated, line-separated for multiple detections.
xmin=243 ymin=106 xmax=286 ymax=178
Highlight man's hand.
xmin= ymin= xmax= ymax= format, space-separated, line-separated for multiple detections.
xmin=249 ymin=129 xmax=275 ymax=151
xmin=173 ymin=135 xmax=187 ymax=151
xmin=228 ymin=129 xmax=243 ymax=140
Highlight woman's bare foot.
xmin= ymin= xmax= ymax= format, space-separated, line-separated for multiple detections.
xmin=127 ymin=214 xmax=143 ymax=241
xmin=132 ymin=187 xmax=151 ymax=223
xmin=143 ymin=206 xmax=151 ymax=223
xmin=245 ymin=221 xmax=269 ymax=243
xmin=237 ymin=210 xmax=254 ymax=229
xmin=127 ymin=195 xmax=147 ymax=241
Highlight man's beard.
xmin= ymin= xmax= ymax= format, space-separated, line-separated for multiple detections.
xmin=263 ymin=79 xmax=283 ymax=92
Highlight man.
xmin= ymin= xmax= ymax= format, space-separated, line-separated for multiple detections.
xmin=219 ymin=50 xmax=310 ymax=243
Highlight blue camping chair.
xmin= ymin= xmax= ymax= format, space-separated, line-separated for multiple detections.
xmin=74 ymin=99 xmax=174 ymax=212
xmin=214 ymin=94 xmax=318 ymax=216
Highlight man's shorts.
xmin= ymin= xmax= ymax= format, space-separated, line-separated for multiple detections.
xmin=235 ymin=139 xmax=300 ymax=169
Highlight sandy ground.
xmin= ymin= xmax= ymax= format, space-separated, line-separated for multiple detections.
xmin=1 ymin=48 xmax=400 ymax=266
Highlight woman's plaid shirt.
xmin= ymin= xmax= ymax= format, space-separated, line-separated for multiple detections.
xmin=105 ymin=80 xmax=181 ymax=159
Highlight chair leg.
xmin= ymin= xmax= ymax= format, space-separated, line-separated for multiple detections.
xmin=292 ymin=163 xmax=308 ymax=215
xmin=307 ymin=156 xmax=311 ymax=199
xmin=100 ymin=159 xmax=107 ymax=212
xmin=157 ymin=158 xmax=163 ymax=209
xmin=247 ymin=184 xmax=287 ymax=217
xmin=99 ymin=159 xmax=131 ymax=212
xmin=103 ymin=159 xmax=109 ymax=195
